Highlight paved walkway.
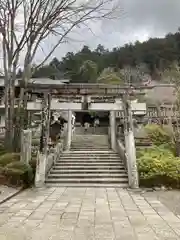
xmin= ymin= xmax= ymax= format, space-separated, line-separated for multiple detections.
xmin=0 ymin=188 xmax=180 ymax=239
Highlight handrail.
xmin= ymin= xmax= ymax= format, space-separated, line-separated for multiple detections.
xmin=45 ymin=142 xmax=64 ymax=176
xmin=116 ymin=138 xmax=128 ymax=170
xmin=35 ymin=125 xmax=68 ymax=187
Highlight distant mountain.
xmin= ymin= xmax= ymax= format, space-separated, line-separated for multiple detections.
xmin=33 ymin=30 xmax=180 ymax=83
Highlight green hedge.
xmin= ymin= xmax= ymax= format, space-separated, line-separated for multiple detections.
xmin=137 ymin=124 xmax=180 ymax=188
xmin=0 ymin=144 xmax=6 ymax=156
xmin=0 ymin=152 xmax=34 ymax=187
xmin=144 ymin=124 xmax=172 ymax=146
xmin=3 ymin=161 xmax=34 ymax=187
xmin=0 ymin=153 xmax=20 ymax=167
xmin=137 ymin=146 xmax=180 ymax=188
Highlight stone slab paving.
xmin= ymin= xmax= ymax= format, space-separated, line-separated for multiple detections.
xmin=0 ymin=187 xmax=180 ymax=239
xmin=0 ymin=185 xmax=21 ymax=204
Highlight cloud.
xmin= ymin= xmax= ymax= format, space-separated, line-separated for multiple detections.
xmin=35 ymin=0 xmax=180 ymax=62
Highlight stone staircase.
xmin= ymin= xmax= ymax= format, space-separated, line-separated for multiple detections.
xmin=71 ymin=134 xmax=109 ymax=151
xmin=75 ymin=126 xmax=108 ymax=135
xmin=46 ymin=134 xmax=128 ymax=187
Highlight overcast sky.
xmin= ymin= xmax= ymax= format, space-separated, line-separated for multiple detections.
xmin=34 ymin=0 xmax=180 ymax=64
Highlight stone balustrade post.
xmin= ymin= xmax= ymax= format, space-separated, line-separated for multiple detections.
xmin=110 ymin=111 xmax=116 ymax=151
xmin=20 ymin=129 xmax=32 ymax=164
xmin=66 ymin=110 xmax=72 ymax=150
xmin=35 ymin=152 xmax=46 ymax=187
xmin=125 ymin=130 xmax=139 ymax=189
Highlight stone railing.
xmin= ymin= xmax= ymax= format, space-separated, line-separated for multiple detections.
xmin=21 ymin=129 xmax=32 ymax=164
xmin=45 ymin=142 xmax=63 ymax=175
xmin=20 ymin=125 xmax=70 ymax=187
xmin=34 ymin=124 xmax=68 ymax=187
xmin=116 ymin=138 xmax=128 ymax=170
xmin=116 ymin=131 xmax=139 ymax=189
xmin=35 ymin=141 xmax=64 ymax=187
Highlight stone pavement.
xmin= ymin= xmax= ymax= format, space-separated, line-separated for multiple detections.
xmin=0 ymin=188 xmax=180 ymax=239
xmin=0 ymin=185 xmax=21 ymax=204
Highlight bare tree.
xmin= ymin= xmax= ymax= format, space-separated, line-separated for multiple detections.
xmin=97 ymin=67 xmax=124 ymax=84
xmin=121 ymin=64 xmax=151 ymax=86
xmin=0 ymin=0 xmax=120 ymax=151
xmin=162 ymin=62 xmax=180 ymax=156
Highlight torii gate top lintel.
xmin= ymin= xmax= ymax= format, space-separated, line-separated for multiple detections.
xmin=26 ymin=83 xmax=152 ymax=96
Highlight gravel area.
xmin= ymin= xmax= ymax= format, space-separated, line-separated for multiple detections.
xmin=142 ymin=189 xmax=180 ymax=216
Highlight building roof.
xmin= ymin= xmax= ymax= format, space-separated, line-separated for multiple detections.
xmin=28 ymin=78 xmax=69 ymax=85
xmin=0 ymin=78 xmax=70 ymax=87
xmin=145 ymin=84 xmax=176 ymax=104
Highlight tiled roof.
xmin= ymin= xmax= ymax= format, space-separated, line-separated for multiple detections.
xmin=145 ymin=84 xmax=176 ymax=104
xmin=0 ymin=78 xmax=69 ymax=86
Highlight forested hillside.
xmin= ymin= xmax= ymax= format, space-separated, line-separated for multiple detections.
xmin=32 ymin=30 xmax=180 ymax=83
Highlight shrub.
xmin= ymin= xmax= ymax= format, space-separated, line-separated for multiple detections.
xmin=0 ymin=144 xmax=6 ymax=155
xmin=0 ymin=150 xmax=7 ymax=156
xmin=137 ymin=146 xmax=180 ymax=188
xmin=144 ymin=124 xmax=171 ymax=146
xmin=4 ymin=161 xmax=34 ymax=186
xmin=0 ymin=153 xmax=20 ymax=167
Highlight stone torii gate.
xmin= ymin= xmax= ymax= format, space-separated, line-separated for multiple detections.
xmin=26 ymin=83 xmax=147 ymax=188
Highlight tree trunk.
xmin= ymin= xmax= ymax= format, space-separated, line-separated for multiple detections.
xmin=175 ymin=140 xmax=180 ymax=157
xmin=39 ymin=92 xmax=51 ymax=155
xmin=4 ymin=74 xmax=15 ymax=151
xmin=13 ymin=87 xmax=27 ymax=152
xmin=13 ymin=62 xmax=31 ymax=152
xmin=4 ymin=79 xmax=11 ymax=150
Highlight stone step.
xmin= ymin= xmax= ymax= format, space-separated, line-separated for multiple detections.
xmin=71 ymin=148 xmax=109 ymax=150
xmin=71 ymin=144 xmax=109 ymax=146
xmin=72 ymin=139 xmax=108 ymax=142
xmin=70 ymin=147 xmax=109 ymax=150
xmin=46 ymin=132 xmax=128 ymax=187
xmin=60 ymin=154 xmax=119 ymax=157
xmin=71 ymin=143 xmax=109 ymax=146
xmin=48 ymin=173 xmax=128 ymax=178
xmin=73 ymin=134 xmax=108 ymax=137
xmin=53 ymin=166 xmax=125 ymax=170
xmin=72 ymin=139 xmax=108 ymax=141
xmin=57 ymin=159 xmax=121 ymax=162
xmin=58 ymin=155 xmax=120 ymax=162
xmin=45 ymin=178 xmax=128 ymax=184
xmin=71 ymin=142 xmax=108 ymax=144
xmin=45 ymin=183 xmax=128 ymax=188
xmin=57 ymin=161 xmax=122 ymax=165
xmin=72 ymin=138 xmax=108 ymax=140
xmin=71 ymin=143 xmax=109 ymax=144
xmin=72 ymin=139 xmax=109 ymax=141
xmin=72 ymin=144 xmax=108 ymax=145
xmin=50 ymin=169 xmax=126 ymax=173
xmin=72 ymin=140 xmax=108 ymax=142
xmin=71 ymin=144 xmax=108 ymax=146
xmin=54 ymin=162 xmax=124 ymax=166
xmin=62 ymin=151 xmax=115 ymax=155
